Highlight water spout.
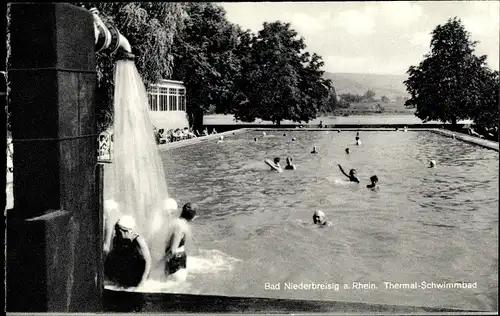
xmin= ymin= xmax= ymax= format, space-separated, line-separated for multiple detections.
xmin=90 ymin=8 xmax=133 ymax=55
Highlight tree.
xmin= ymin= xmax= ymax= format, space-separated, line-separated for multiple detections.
xmin=171 ymin=3 xmax=241 ymax=130
xmin=232 ymin=21 xmax=330 ymax=126
xmin=72 ymin=2 xmax=187 ymax=131
xmin=364 ymin=90 xmax=376 ymax=100
xmin=381 ymin=95 xmax=389 ymax=103
xmin=404 ymin=17 xmax=495 ymax=127
xmin=470 ymin=70 xmax=499 ymax=130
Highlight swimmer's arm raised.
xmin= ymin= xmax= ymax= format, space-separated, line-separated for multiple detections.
xmin=337 ymin=164 xmax=350 ymax=179
xmin=137 ymin=236 xmax=151 ymax=285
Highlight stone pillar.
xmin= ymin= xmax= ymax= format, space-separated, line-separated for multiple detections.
xmin=6 ymin=3 xmax=102 ymax=312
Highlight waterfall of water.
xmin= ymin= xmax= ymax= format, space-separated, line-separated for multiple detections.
xmin=110 ymin=60 xmax=171 ymax=265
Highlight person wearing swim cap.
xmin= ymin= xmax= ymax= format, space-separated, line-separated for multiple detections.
xmin=164 ymin=202 xmax=197 ymax=282
xmin=312 ymin=210 xmax=332 ymax=227
xmin=429 ymin=160 xmax=436 ymax=168
xmin=285 ymin=157 xmax=296 ymax=170
xmin=311 ymin=146 xmax=319 ymax=154
xmin=104 ymin=215 xmax=151 ymax=288
xmin=338 ymin=164 xmax=360 ymax=183
xmin=367 ymin=175 xmax=379 ymax=189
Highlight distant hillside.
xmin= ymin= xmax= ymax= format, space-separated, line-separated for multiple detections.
xmin=324 ymin=72 xmax=409 ymax=99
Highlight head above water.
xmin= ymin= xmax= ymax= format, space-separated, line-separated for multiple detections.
xmin=181 ymin=202 xmax=197 ymax=221
xmin=349 ymin=169 xmax=356 ymax=176
xmin=345 ymin=148 xmax=350 ymax=154
xmin=274 ymin=157 xmax=281 ymax=165
xmin=370 ymin=175 xmax=378 ymax=184
xmin=116 ymin=215 xmax=136 ymax=231
xmin=313 ymin=210 xmax=326 ymax=225
xmin=429 ymin=160 xmax=436 ymax=167
xmin=286 ymin=157 xmax=293 ymax=165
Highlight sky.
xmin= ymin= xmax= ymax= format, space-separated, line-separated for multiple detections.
xmin=220 ymin=1 xmax=499 ymax=75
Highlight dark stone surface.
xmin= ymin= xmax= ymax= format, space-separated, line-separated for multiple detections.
xmin=103 ymin=290 xmax=476 ymax=313
xmin=7 ymin=3 xmax=101 ymax=312
xmin=9 ymin=3 xmax=94 ymax=71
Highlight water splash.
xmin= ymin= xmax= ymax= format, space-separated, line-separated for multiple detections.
xmin=110 ymin=60 xmax=171 ymax=262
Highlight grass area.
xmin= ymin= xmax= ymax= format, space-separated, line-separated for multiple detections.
xmin=333 ymin=100 xmax=415 ymax=116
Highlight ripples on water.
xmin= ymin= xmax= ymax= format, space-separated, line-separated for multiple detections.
xmin=160 ymin=131 xmax=498 ymax=311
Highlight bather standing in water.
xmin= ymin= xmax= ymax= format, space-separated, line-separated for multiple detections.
xmin=163 ymin=203 xmax=197 ymax=282
xmin=313 ymin=210 xmax=332 ymax=227
xmin=311 ymin=146 xmax=319 ymax=154
xmin=104 ymin=216 xmax=151 ymax=288
xmin=285 ymin=157 xmax=296 ymax=170
xmin=337 ymin=164 xmax=360 ymax=183
xmin=366 ymin=175 xmax=379 ymax=189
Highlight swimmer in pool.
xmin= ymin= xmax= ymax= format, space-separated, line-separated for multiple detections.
xmin=345 ymin=148 xmax=350 ymax=154
xmin=104 ymin=216 xmax=151 ymax=288
xmin=263 ymin=132 xmax=267 ymax=136
xmin=272 ymin=157 xmax=283 ymax=172
xmin=311 ymin=146 xmax=318 ymax=154
xmin=312 ymin=210 xmax=332 ymax=227
xmin=254 ymin=137 xmax=258 ymax=141
xmin=283 ymin=133 xmax=287 ymax=136
xmin=337 ymin=164 xmax=360 ymax=183
xmin=217 ymin=135 xmax=224 ymax=143
xmin=429 ymin=160 xmax=436 ymax=168
xmin=163 ymin=203 xmax=197 ymax=282
xmin=285 ymin=157 xmax=296 ymax=170
xmin=292 ymin=137 xmax=296 ymax=141
xmin=367 ymin=175 xmax=379 ymax=189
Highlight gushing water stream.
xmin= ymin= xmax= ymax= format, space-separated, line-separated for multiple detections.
xmin=109 ymin=60 xmax=171 ymax=267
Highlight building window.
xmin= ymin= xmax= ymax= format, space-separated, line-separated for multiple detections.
xmin=169 ymin=88 xmax=177 ymax=111
xmin=179 ymin=89 xmax=186 ymax=111
xmin=147 ymin=82 xmax=186 ymax=112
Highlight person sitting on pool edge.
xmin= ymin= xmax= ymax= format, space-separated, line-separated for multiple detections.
xmin=285 ymin=157 xmax=296 ymax=170
xmin=163 ymin=202 xmax=197 ymax=282
xmin=313 ymin=210 xmax=332 ymax=227
xmin=104 ymin=215 xmax=151 ymax=288
xmin=311 ymin=146 xmax=319 ymax=154
xmin=337 ymin=164 xmax=360 ymax=183
xmin=367 ymin=175 xmax=379 ymax=189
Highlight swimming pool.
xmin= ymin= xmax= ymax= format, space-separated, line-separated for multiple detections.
xmin=154 ymin=130 xmax=498 ymax=311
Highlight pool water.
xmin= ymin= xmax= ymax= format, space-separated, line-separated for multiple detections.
xmin=157 ymin=130 xmax=498 ymax=311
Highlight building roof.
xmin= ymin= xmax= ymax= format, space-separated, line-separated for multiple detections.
xmin=155 ymin=79 xmax=185 ymax=86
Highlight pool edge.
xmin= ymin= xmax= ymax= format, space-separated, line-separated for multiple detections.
xmin=156 ymin=127 xmax=499 ymax=152
xmin=103 ymin=289 xmax=483 ymax=313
